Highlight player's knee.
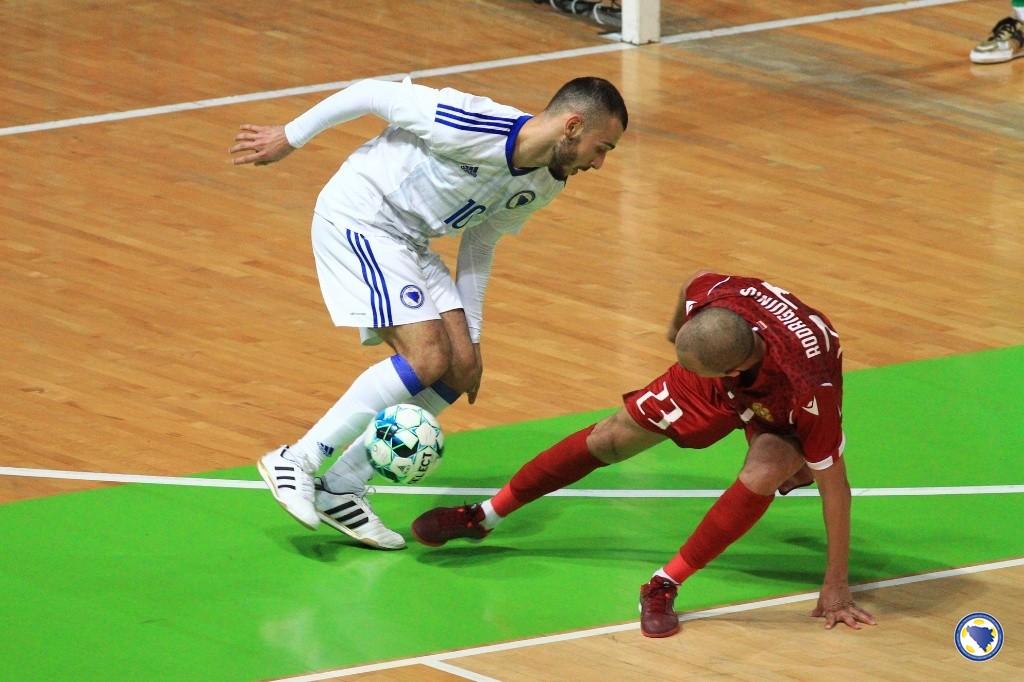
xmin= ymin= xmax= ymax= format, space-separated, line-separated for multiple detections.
xmin=401 ymin=345 xmax=453 ymax=387
xmin=739 ymin=433 xmax=804 ymax=494
xmin=588 ymin=414 xmax=632 ymax=464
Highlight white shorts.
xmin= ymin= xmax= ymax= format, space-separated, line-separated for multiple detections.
xmin=310 ymin=212 xmax=463 ymax=345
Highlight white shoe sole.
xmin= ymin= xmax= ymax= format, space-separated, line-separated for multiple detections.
xmin=317 ymin=510 xmax=406 ymax=550
xmin=970 ymin=49 xmax=1024 ymax=64
xmin=257 ymin=458 xmax=319 ymax=531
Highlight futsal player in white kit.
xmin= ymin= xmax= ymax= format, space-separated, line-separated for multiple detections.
xmin=230 ymin=76 xmax=627 ymax=548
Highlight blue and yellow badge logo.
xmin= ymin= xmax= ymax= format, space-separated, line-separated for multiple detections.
xmin=954 ymin=612 xmax=1003 ymax=661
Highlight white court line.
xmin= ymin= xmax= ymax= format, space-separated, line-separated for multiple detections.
xmin=0 ymin=0 xmax=968 ymax=137
xmin=1 ymin=466 xmax=1021 ymax=497
xmin=268 ymin=557 xmax=1024 ymax=681
xmin=423 ymin=660 xmax=501 ymax=682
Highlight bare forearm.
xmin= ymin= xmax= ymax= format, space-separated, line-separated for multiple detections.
xmin=809 ymin=458 xmax=875 ymax=628
xmin=820 ymin=480 xmax=851 ymax=584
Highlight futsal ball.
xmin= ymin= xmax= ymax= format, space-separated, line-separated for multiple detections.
xmin=363 ymin=404 xmax=444 ymax=485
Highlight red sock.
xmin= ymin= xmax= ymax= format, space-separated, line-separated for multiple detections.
xmin=663 ymin=479 xmax=774 ymax=583
xmin=491 ymin=425 xmax=604 ymax=517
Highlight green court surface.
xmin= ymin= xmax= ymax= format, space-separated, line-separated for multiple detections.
xmin=1 ymin=347 xmax=1021 ymax=680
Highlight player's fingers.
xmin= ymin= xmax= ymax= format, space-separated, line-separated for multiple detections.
xmin=839 ymin=610 xmax=862 ymax=630
xmin=238 ymin=123 xmax=261 ymax=132
xmin=810 ymin=605 xmax=823 ymax=618
xmin=232 ymin=153 xmax=261 ymax=165
xmin=853 ymin=607 xmax=877 ymax=625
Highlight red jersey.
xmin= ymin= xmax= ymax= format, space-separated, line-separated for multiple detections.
xmin=686 ymin=273 xmax=845 ymax=468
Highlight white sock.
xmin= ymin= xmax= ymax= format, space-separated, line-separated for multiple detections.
xmin=479 ymin=499 xmax=503 ymax=529
xmin=292 ymin=355 xmax=424 ymax=472
xmin=321 ymin=382 xmax=461 ymax=493
xmin=654 ymin=568 xmax=679 ymax=584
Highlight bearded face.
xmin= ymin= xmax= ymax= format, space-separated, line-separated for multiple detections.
xmin=547 ymin=114 xmax=623 ymax=181
xmin=548 ymin=134 xmax=582 ymax=181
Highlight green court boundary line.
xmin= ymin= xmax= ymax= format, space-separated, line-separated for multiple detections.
xmin=1 ymin=467 xmax=1021 ymax=498
xmin=269 ymin=557 xmax=1024 ymax=682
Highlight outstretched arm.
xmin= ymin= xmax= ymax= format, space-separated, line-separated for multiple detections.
xmin=811 ymin=457 xmax=877 ymax=629
xmin=230 ymin=78 xmax=426 ymax=166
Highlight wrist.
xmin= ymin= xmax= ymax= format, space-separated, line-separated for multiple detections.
xmin=823 ymin=571 xmax=848 ymax=585
xmin=284 ymin=121 xmax=307 ymax=148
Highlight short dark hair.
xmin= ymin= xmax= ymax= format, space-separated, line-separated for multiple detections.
xmin=545 ymin=77 xmax=628 ymax=130
xmin=676 ymin=307 xmax=754 ymax=374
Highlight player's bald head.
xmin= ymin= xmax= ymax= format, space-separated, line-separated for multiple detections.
xmin=675 ymin=307 xmax=755 ymax=376
xmin=545 ymin=77 xmax=628 ymax=130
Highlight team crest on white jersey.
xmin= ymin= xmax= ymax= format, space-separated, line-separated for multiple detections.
xmin=400 ymin=285 xmax=425 ymax=309
xmin=506 ymin=190 xmax=536 ymax=209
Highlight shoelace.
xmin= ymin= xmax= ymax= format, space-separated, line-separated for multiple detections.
xmin=643 ymin=581 xmax=677 ymax=611
xmin=434 ymin=504 xmax=480 ymax=529
xmin=990 ymin=18 xmax=1023 ymax=42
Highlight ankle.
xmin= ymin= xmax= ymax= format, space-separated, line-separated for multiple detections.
xmin=479 ymin=499 xmax=503 ymax=529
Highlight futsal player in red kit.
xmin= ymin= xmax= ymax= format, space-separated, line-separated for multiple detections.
xmin=412 ymin=271 xmax=877 ymax=637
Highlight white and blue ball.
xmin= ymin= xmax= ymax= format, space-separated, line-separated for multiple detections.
xmin=363 ymin=404 xmax=444 ymax=485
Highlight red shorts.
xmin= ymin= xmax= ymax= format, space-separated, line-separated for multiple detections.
xmin=623 ymin=364 xmax=743 ymax=448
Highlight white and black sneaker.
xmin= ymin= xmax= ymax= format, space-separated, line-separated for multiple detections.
xmin=314 ymin=478 xmax=406 ymax=550
xmin=970 ymin=17 xmax=1024 ymax=64
xmin=257 ymin=446 xmax=319 ymax=530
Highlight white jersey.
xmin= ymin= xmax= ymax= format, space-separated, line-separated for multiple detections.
xmin=289 ymin=79 xmax=565 ymax=251
xmin=283 ymin=79 xmax=567 ymax=342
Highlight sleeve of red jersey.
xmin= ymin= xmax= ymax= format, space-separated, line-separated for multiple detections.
xmin=683 ymin=272 xmax=731 ymax=318
xmin=794 ymin=384 xmax=845 ymax=470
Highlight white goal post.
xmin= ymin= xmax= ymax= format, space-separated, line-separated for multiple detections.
xmin=620 ymin=0 xmax=660 ymax=44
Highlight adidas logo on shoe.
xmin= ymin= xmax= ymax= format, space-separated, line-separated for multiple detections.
xmin=314 ymin=478 xmax=406 ymax=550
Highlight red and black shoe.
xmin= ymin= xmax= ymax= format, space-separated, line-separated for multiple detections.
xmin=639 ymin=576 xmax=681 ymax=638
xmin=411 ymin=503 xmax=490 ymax=547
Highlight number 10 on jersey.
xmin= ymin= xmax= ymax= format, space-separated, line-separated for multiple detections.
xmin=444 ymin=199 xmax=487 ymax=229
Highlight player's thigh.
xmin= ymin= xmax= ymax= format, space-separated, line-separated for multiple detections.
xmin=311 ymin=215 xmax=444 ymax=335
xmin=738 ymin=432 xmax=806 ymax=495
xmin=588 ymin=408 xmax=667 ymax=464
xmin=622 ymin=363 xmax=742 ymax=449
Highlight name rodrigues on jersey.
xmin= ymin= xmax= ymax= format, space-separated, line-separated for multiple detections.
xmin=739 ymin=285 xmax=823 ymax=358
